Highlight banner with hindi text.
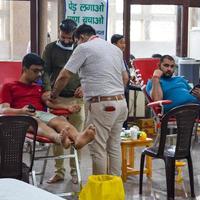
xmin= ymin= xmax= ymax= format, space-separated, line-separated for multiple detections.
xmin=65 ymin=0 xmax=108 ymax=40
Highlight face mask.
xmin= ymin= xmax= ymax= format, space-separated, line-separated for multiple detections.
xmin=60 ymin=40 xmax=73 ymax=47
xmin=56 ymin=40 xmax=74 ymax=50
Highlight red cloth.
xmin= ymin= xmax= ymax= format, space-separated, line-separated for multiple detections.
xmin=1 ymin=81 xmax=45 ymax=111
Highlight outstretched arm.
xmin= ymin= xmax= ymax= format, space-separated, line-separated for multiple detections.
xmin=50 ymin=68 xmax=73 ymax=99
xmin=42 ymin=91 xmax=80 ymax=113
xmin=150 ymin=69 xmax=163 ymax=101
xmin=0 ymin=103 xmax=36 ymax=116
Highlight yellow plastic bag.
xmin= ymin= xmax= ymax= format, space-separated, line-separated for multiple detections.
xmin=79 ymin=175 xmax=125 ymax=200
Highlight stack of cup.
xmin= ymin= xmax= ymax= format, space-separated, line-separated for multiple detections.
xmin=130 ymin=126 xmax=140 ymax=140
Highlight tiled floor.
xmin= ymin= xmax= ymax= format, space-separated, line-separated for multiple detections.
xmin=29 ymin=139 xmax=200 ymax=200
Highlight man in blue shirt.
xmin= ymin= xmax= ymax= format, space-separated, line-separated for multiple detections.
xmin=146 ymin=55 xmax=200 ymax=112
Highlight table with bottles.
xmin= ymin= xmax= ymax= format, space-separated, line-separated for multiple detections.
xmin=121 ymin=128 xmax=153 ymax=182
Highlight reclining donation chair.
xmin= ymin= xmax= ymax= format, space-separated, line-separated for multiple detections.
xmin=0 ymin=115 xmax=38 ymax=185
xmin=26 ymin=120 xmax=81 ymax=197
xmin=132 ymin=58 xmax=192 ymax=183
xmin=0 ymin=61 xmax=82 ymax=197
xmin=132 ymin=58 xmax=198 ymax=140
xmin=139 ymin=104 xmax=200 ymax=200
xmin=132 ymin=58 xmax=172 ymax=126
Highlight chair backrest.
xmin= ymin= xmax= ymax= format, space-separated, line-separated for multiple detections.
xmin=158 ymin=104 xmax=200 ymax=158
xmin=0 ymin=115 xmax=38 ymax=181
xmin=132 ymin=58 xmax=160 ymax=85
xmin=132 ymin=58 xmax=163 ymax=116
xmin=0 ymin=61 xmax=22 ymax=102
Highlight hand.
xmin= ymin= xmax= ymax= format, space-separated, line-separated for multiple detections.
xmin=153 ymin=69 xmax=163 ymax=78
xmin=50 ymin=91 xmax=58 ymax=101
xmin=191 ymin=87 xmax=200 ymax=99
xmin=22 ymin=105 xmax=36 ymax=116
xmin=74 ymin=86 xmax=83 ymax=98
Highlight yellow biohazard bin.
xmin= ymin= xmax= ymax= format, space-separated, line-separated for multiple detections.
xmin=79 ymin=175 xmax=125 ymax=200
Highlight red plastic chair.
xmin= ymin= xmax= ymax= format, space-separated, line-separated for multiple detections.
xmin=132 ymin=58 xmax=173 ymax=130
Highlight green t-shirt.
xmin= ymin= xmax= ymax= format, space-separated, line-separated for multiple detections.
xmin=42 ymin=41 xmax=80 ymax=97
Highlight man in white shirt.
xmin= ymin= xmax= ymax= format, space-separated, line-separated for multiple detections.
xmin=50 ymin=24 xmax=128 ymax=176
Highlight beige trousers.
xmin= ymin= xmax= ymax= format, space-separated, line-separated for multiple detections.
xmin=86 ymin=98 xmax=128 ymax=176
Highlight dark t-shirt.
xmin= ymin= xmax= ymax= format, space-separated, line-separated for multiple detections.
xmin=42 ymin=41 xmax=80 ymax=97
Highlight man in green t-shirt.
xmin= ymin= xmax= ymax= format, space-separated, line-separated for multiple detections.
xmin=42 ymin=19 xmax=85 ymax=184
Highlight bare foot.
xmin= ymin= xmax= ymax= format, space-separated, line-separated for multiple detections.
xmin=74 ymin=124 xmax=96 ymax=149
xmin=60 ymin=127 xmax=73 ymax=149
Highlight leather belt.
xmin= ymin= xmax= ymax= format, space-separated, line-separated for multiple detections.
xmin=90 ymin=94 xmax=124 ymax=103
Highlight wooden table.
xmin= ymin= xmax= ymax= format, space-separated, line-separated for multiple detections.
xmin=0 ymin=178 xmax=64 ymax=200
xmin=121 ymin=138 xmax=153 ymax=182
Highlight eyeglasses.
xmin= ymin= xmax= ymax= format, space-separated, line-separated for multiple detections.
xmin=30 ymin=68 xmax=44 ymax=75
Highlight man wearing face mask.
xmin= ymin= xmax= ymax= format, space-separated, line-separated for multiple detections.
xmin=42 ymin=19 xmax=84 ymax=184
xmin=146 ymin=55 xmax=200 ymax=113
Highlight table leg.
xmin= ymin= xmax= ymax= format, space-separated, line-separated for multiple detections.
xmin=128 ymin=146 xmax=134 ymax=168
xmin=121 ymin=145 xmax=127 ymax=182
xmin=146 ymin=155 xmax=152 ymax=177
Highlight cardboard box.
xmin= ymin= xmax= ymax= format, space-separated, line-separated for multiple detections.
xmin=137 ymin=118 xmax=154 ymax=129
xmin=141 ymin=127 xmax=155 ymax=135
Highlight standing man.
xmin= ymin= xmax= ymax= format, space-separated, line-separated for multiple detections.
xmin=50 ymin=24 xmax=128 ymax=176
xmin=111 ymin=34 xmax=130 ymax=129
xmin=42 ymin=19 xmax=84 ymax=184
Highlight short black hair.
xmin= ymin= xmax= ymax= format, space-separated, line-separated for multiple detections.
xmin=59 ymin=19 xmax=77 ymax=33
xmin=74 ymin=24 xmax=96 ymax=39
xmin=111 ymin=34 xmax=124 ymax=44
xmin=22 ymin=53 xmax=44 ymax=69
xmin=152 ymin=53 xmax=162 ymax=59
xmin=160 ymin=55 xmax=175 ymax=63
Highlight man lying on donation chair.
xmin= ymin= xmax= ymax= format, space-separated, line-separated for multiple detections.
xmin=0 ymin=53 xmax=96 ymax=163
xmin=146 ymin=54 xmax=200 ymax=112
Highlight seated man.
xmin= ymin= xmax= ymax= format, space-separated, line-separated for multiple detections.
xmin=146 ymin=54 xmax=200 ymax=112
xmin=0 ymin=53 xmax=96 ymax=151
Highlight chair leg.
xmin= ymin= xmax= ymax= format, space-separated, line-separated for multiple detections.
xmin=139 ymin=153 xmax=145 ymax=195
xmin=31 ymin=170 xmax=37 ymax=187
xmin=164 ymin=158 xmax=175 ymax=200
xmin=187 ymin=155 xmax=195 ymax=198
xmin=74 ymin=147 xmax=82 ymax=190
xmin=39 ymin=144 xmax=51 ymax=184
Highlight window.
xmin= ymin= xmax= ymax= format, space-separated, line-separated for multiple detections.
xmin=0 ymin=1 xmax=8 ymax=41
xmin=130 ymin=5 xmax=177 ymax=57
xmin=0 ymin=1 xmax=30 ymax=60
xmin=47 ymin=0 xmax=58 ymax=42
xmin=150 ymin=21 xmax=175 ymax=41
xmin=107 ymin=1 xmax=177 ymax=57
